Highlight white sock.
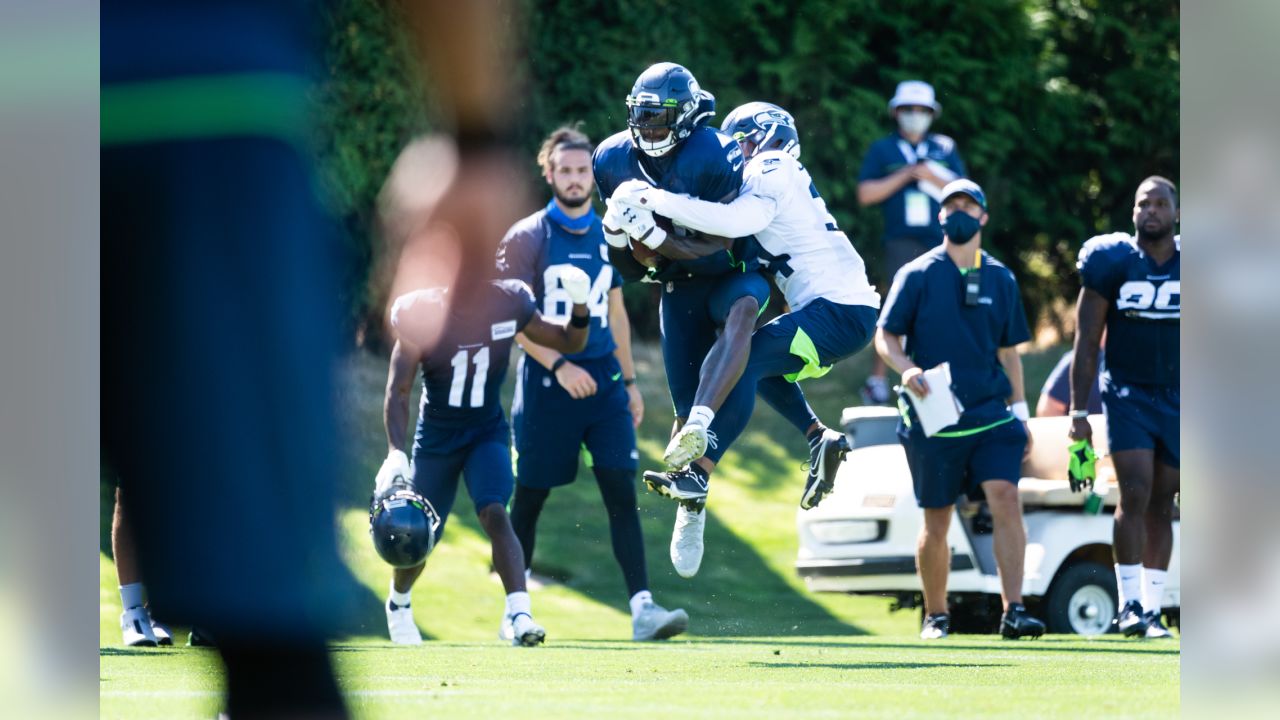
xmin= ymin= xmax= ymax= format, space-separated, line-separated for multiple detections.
xmin=506 ymin=591 xmax=532 ymax=618
xmin=687 ymin=405 xmax=715 ymax=429
xmin=119 ymin=582 xmax=145 ymax=610
xmin=629 ymin=590 xmax=653 ymax=618
xmin=1143 ymin=568 xmax=1167 ymax=614
xmin=1116 ymin=563 xmax=1143 ymax=611
xmin=388 ymin=579 xmax=411 ymax=608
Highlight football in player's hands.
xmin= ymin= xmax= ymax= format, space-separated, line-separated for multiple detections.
xmin=602 ymin=198 xmax=629 ymax=248
xmin=559 ymin=265 xmax=591 ymax=304
xmin=630 ymin=215 xmax=672 ymax=268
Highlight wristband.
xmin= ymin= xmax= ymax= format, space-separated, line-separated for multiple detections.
xmin=1011 ymin=401 xmax=1029 ymax=421
xmin=569 ymin=312 xmax=590 ymax=328
xmin=623 ymin=377 xmax=637 ymax=387
xmin=551 ymin=357 xmax=567 ymax=373
xmin=638 ymin=224 xmax=668 ymax=250
xmin=1069 ymin=409 xmax=1091 ymax=419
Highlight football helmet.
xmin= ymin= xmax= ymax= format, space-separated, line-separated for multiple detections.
xmin=626 ymin=62 xmax=703 ymax=157
xmin=720 ymin=101 xmax=801 ymax=160
xmin=369 ymin=480 xmax=440 ymax=568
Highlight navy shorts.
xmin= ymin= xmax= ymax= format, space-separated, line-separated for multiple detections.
xmin=898 ymin=417 xmax=1027 ymax=509
xmin=511 ymin=353 xmax=638 ymax=489
xmin=412 ymin=417 xmax=514 ymax=540
xmin=660 ymin=270 xmax=771 ymax=417
xmin=1101 ymin=376 xmax=1180 ymax=469
xmin=746 ymin=299 xmax=878 ymax=381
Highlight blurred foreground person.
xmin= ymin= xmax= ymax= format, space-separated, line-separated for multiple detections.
xmin=1070 ymin=177 xmax=1180 ymax=639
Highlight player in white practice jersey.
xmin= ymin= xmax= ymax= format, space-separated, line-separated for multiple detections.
xmin=609 ymin=102 xmax=880 ymax=575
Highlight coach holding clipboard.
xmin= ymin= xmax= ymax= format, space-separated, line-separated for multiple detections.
xmin=874 ymin=179 xmax=1045 ymax=641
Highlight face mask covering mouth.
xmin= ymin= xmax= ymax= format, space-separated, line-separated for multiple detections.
xmin=897 ymin=110 xmax=932 ymax=136
xmin=943 ymin=211 xmax=982 ymax=244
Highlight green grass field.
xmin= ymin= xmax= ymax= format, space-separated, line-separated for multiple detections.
xmin=100 ymin=341 xmax=1179 ymax=718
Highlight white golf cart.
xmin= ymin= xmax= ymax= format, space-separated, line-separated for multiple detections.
xmin=795 ymin=407 xmax=1180 ymax=635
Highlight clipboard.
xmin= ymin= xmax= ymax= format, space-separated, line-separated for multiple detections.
xmin=901 ymin=362 xmax=965 ymax=437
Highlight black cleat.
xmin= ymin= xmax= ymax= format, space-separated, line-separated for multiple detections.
xmin=187 ymin=627 xmax=216 ymax=647
xmin=1115 ymin=600 xmax=1149 ymax=638
xmin=1144 ymin=611 xmax=1173 ymax=639
xmin=1000 ymin=603 xmax=1046 ymax=639
xmin=643 ymin=467 xmax=709 ymax=508
xmin=801 ymin=430 xmax=850 ymax=510
xmin=920 ymin=613 xmax=950 ymax=640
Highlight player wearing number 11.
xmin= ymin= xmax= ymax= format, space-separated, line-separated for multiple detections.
xmin=378 ymin=254 xmax=593 ymax=647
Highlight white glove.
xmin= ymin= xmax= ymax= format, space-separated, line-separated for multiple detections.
xmin=559 ymin=265 xmax=591 ymax=304
xmin=612 ymin=179 xmax=664 ymax=213
xmin=617 ymin=203 xmax=667 ymax=250
xmin=375 ymin=449 xmax=411 ymax=494
xmin=601 ymin=199 xmax=629 ymax=248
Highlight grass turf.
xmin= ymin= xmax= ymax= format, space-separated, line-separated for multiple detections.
xmin=101 ymin=635 xmax=1180 ymax=719
xmin=101 ymin=341 xmax=1179 ymax=717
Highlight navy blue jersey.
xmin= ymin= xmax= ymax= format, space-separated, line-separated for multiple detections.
xmin=857 ymin=132 xmax=966 ymax=244
xmin=1078 ymin=234 xmax=1179 ymax=387
xmin=496 ymin=209 xmax=620 ymax=361
xmin=879 ymin=247 xmax=1031 ymax=427
xmin=593 ymin=127 xmax=746 ymax=279
xmin=391 ymin=280 xmax=537 ymax=428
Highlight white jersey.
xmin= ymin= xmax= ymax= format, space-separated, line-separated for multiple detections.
xmin=653 ymin=150 xmax=880 ymax=311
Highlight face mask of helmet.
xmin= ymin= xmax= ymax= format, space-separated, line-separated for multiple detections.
xmin=628 ymin=104 xmax=684 ymax=157
xmin=897 ymin=110 xmax=933 ymax=137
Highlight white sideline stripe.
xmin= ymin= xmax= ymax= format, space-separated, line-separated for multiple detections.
xmin=100 ymin=689 xmax=453 ymax=698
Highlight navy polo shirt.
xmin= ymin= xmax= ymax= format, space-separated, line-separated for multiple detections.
xmin=879 ymin=246 xmax=1031 ymax=429
xmin=857 ymin=132 xmax=966 ymax=244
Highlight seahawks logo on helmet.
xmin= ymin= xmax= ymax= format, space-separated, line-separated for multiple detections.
xmin=720 ymin=101 xmax=802 ymax=161
xmin=626 ymin=62 xmax=703 ymax=158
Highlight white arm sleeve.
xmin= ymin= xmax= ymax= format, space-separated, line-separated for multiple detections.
xmin=652 ymin=153 xmax=793 ymax=237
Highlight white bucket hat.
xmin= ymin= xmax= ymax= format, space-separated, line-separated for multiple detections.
xmin=888 ymin=80 xmax=942 ymax=115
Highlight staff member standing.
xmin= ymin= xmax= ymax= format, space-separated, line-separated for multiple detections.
xmin=858 ymin=80 xmax=967 ymax=405
xmin=875 ymin=179 xmax=1045 ymax=641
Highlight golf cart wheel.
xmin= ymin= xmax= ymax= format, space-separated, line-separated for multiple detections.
xmin=1045 ymin=561 xmax=1117 ymax=636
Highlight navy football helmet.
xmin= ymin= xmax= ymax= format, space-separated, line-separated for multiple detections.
xmin=369 ymin=480 xmax=440 ymax=569
xmin=720 ymin=102 xmax=801 ymax=160
xmin=626 ymin=62 xmax=703 ymax=157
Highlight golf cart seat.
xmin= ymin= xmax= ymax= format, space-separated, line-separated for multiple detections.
xmin=1018 ymin=415 xmax=1119 ymax=508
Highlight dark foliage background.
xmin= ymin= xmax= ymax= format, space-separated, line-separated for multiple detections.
xmin=315 ymin=0 xmax=1178 ymax=341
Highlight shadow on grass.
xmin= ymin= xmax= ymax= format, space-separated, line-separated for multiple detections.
xmin=748 ymin=661 xmax=1011 ymax=670
xmin=703 ymin=637 xmax=1181 ymax=655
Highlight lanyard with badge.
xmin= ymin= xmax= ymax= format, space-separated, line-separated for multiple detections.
xmin=962 ymin=249 xmax=982 ymax=305
xmin=898 ymin=139 xmax=931 ymax=227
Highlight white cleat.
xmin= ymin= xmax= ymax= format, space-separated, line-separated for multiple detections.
xmin=670 ymin=504 xmax=706 ymax=578
xmin=120 ymin=606 xmax=159 ymax=647
xmin=632 ymin=602 xmax=689 ymax=641
xmin=509 ymin=612 xmax=546 ymax=647
xmin=498 ymin=612 xmax=515 ymax=642
xmin=386 ymin=599 xmax=422 ymax=645
xmin=663 ymin=422 xmax=708 ymax=468
xmin=150 ymin=619 xmax=173 ymax=646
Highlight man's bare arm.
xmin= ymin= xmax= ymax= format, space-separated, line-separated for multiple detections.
xmin=1069 ymin=287 xmax=1109 ymax=441
xmin=384 ymin=340 xmax=420 ymax=454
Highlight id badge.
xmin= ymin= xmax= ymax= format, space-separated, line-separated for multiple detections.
xmin=905 ymin=189 xmax=931 ymax=227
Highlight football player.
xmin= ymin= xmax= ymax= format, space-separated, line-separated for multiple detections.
xmin=108 ymin=481 xmax=172 ymax=647
xmin=609 ymin=102 xmax=880 ymax=536
xmin=379 ymin=253 xmax=593 ymax=646
xmin=495 ymin=126 xmax=687 ymax=641
xmin=1070 ymin=176 xmax=1180 ymax=639
xmin=594 ymin=63 xmax=820 ymax=578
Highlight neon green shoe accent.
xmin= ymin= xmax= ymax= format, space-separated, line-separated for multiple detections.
xmin=101 ymin=73 xmax=309 ymax=147
xmin=1067 ymin=439 xmax=1098 ymax=488
xmin=581 ymin=443 xmax=594 ymax=469
xmin=611 ymin=372 xmax=622 ymax=382
xmin=782 ymin=327 xmax=832 ymax=382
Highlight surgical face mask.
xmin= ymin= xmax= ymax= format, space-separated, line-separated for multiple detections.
xmin=897 ymin=110 xmax=932 ymax=137
xmin=943 ymin=211 xmax=982 ymax=244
